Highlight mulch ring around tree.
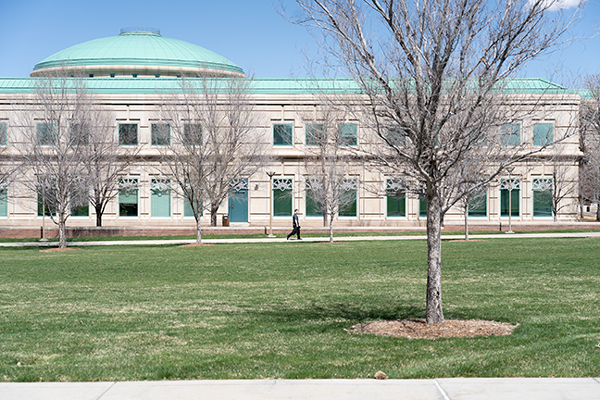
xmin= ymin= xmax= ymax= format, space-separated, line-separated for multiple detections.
xmin=39 ymin=247 xmax=82 ymax=253
xmin=347 ymin=318 xmax=518 ymax=339
xmin=180 ymin=243 xmax=215 ymax=247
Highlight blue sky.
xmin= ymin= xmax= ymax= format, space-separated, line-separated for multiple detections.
xmin=0 ymin=0 xmax=597 ymax=87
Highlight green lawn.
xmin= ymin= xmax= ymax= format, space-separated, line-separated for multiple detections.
xmin=0 ymin=238 xmax=599 ymax=381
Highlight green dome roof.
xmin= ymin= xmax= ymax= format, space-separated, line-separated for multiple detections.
xmin=32 ymin=29 xmax=245 ymax=77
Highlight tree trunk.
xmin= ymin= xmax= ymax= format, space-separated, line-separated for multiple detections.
xmin=596 ymin=203 xmax=600 ymax=221
xmin=58 ymin=214 xmax=67 ymax=249
xmin=211 ymin=208 xmax=218 ymax=227
xmin=196 ymin=217 xmax=202 ymax=244
xmin=329 ymin=213 xmax=335 ymax=243
xmin=95 ymin=205 xmax=103 ymax=227
xmin=464 ymin=204 xmax=469 ymax=241
xmin=426 ymin=192 xmax=444 ymax=325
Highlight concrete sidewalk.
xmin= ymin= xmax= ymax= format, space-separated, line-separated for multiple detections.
xmin=1 ymin=231 xmax=600 ymax=247
xmin=1 ymin=378 xmax=599 ymax=400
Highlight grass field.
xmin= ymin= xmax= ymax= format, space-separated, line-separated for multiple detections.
xmin=0 ymin=238 xmax=599 ymax=381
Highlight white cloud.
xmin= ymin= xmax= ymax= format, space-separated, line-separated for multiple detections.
xmin=527 ymin=0 xmax=582 ymax=11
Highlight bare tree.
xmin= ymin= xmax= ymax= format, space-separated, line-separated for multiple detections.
xmin=300 ymin=105 xmax=358 ymax=242
xmin=16 ymin=75 xmax=93 ymax=248
xmin=288 ymin=0 xmax=579 ymax=324
xmin=158 ymin=75 xmax=269 ymax=243
xmin=78 ymin=108 xmax=139 ymax=227
xmin=580 ymin=74 xmax=600 ymax=221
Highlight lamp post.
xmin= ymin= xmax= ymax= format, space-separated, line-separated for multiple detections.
xmin=266 ymin=171 xmax=276 ymax=237
xmin=506 ymin=166 xmax=515 ymax=234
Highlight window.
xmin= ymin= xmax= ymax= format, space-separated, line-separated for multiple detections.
xmin=71 ymin=202 xmax=89 ymax=217
xmin=118 ymin=178 xmax=138 ymax=217
xmin=386 ymin=179 xmax=406 ymax=217
xmin=533 ymin=123 xmax=553 ymax=147
xmin=0 ymin=183 xmax=7 ymax=217
xmin=419 ymin=198 xmax=428 ymax=218
xmin=155 ymin=74 xmax=160 ymax=78
xmin=500 ymin=178 xmax=520 ymax=217
xmin=273 ymin=178 xmax=293 ymax=216
xmin=151 ymin=179 xmax=171 ymax=217
xmin=533 ymin=178 xmax=553 ymax=217
xmin=305 ymin=123 xmax=324 ymax=146
xmin=183 ymin=123 xmax=202 ymax=146
xmin=119 ymin=123 xmax=138 ymax=146
xmin=339 ymin=123 xmax=358 ymax=146
xmin=151 ymin=123 xmax=170 ymax=146
xmin=88 ymin=74 xmax=94 ymax=78
xmin=110 ymin=73 xmax=115 ymax=78
xmin=36 ymin=122 xmax=56 ymax=145
xmin=183 ymin=197 xmax=203 ymax=217
xmin=386 ymin=126 xmax=406 ymax=147
xmin=305 ymin=179 xmax=323 ymax=217
xmin=500 ymin=123 xmax=520 ymax=147
xmin=132 ymin=73 xmax=138 ymax=78
xmin=0 ymin=122 xmax=7 ymax=145
xmin=467 ymin=189 xmax=487 ymax=217
xmin=273 ymin=123 xmax=293 ymax=146
xmin=70 ymin=123 xmax=89 ymax=146
xmin=338 ymin=178 xmax=357 ymax=217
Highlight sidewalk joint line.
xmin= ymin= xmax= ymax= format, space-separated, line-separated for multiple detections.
xmin=95 ymin=381 xmax=116 ymax=400
xmin=433 ymin=380 xmax=451 ymax=400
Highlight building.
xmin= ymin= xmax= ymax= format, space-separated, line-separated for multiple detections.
xmin=0 ymin=29 xmax=582 ymax=232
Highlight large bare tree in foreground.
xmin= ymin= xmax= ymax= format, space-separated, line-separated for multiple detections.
xmin=289 ymin=0 xmax=579 ymax=324
xmin=159 ymin=76 xmax=269 ymax=243
xmin=580 ymin=75 xmax=600 ymax=221
xmin=17 ymin=76 xmax=94 ymax=248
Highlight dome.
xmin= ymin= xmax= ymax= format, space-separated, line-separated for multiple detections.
xmin=31 ymin=28 xmax=245 ymax=78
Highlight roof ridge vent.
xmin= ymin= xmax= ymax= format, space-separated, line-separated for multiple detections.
xmin=120 ymin=27 xmax=161 ymax=35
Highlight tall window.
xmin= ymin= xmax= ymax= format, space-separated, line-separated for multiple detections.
xmin=151 ymin=178 xmax=171 ymax=217
xmin=305 ymin=123 xmax=324 ymax=146
xmin=118 ymin=178 xmax=138 ymax=217
xmin=273 ymin=123 xmax=293 ymax=146
xmin=533 ymin=178 xmax=553 ymax=217
xmin=273 ymin=178 xmax=293 ymax=216
xmin=119 ymin=123 xmax=138 ymax=146
xmin=183 ymin=123 xmax=202 ymax=146
xmin=0 ymin=122 xmax=7 ymax=146
xmin=533 ymin=123 xmax=553 ymax=147
xmin=36 ymin=122 xmax=56 ymax=145
xmin=305 ymin=179 xmax=323 ymax=217
xmin=500 ymin=123 xmax=520 ymax=147
xmin=70 ymin=123 xmax=89 ymax=146
xmin=0 ymin=183 xmax=7 ymax=217
xmin=151 ymin=123 xmax=170 ymax=146
xmin=467 ymin=189 xmax=487 ymax=217
xmin=386 ymin=126 xmax=406 ymax=147
xmin=500 ymin=178 xmax=520 ymax=217
xmin=386 ymin=178 xmax=406 ymax=217
xmin=339 ymin=123 xmax=358 ymax=146
xmin=338 ymin=178 xmax=358 ymax=217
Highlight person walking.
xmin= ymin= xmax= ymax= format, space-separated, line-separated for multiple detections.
xmin=287 ymin=209 xmax=301 ymax=240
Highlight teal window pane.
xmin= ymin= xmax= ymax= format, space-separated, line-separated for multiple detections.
xmin=500 ymin=123 xmax=520 ymax=147
xmin=119 ymin=180 xmax=138 ymax=217
xmin=468 ymin=191 xmax=487 ymax=217
xmin=386 ymin=126 xmax=406 ymax=147
xmin=500 ymin=188 xmax=520 ymax=217
xmin=387 ymin=194 xmax=406 ymax=217
xmin=273 ymin=123 xmax=293 ymax=146
xmin=305 ymin=190 xmax=323 ymax=217
xmin=183 ymin=197 xmax=203 ymax=217
xmin=151 ymin=123 xmax=170 ymax=146
xmin=71 ymin=204 xmax=89 ymax=217
xmin=419 ymin=198 xmax=427 ymax=218
xmin=533 ymin=179 xmax=553 ymax=217
xmin=0 ymin=122 xmax=7 ymax=145
xmin=151 ymin=179 xmax=171 ymax=217
xmin=119 ymin=123 xmax=138 ymax=146
xmin=0 ymin=186 xmax=7 ymax=217
xmin=305 ymin=123 xmax=324 ymax=146
xmin=273 ymin=179 xmax=292 ymax=217
xmin=37 ymin=194 xmax=55 ymax=217
xmin=183 ymin=123 xmax=202 ymax=146
xmin=70 ymin=123 xmax=89 ymax=146
xmin=36 ymin=122 xmax=56 ymax=145
xmin=533 ymin=123 xmax=553 ymax=147
xmin=339 ymin=123 xmax=358 ymax=146
xmin=339 ymin=189 xmax=357 ymax=217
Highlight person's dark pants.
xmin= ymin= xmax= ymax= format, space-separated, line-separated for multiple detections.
xmin=287 ymin=226 xmax=301 ymax=240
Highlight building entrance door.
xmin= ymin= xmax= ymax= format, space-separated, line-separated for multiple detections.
xmin=228 ymin=179 xmax=248 ymax=223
